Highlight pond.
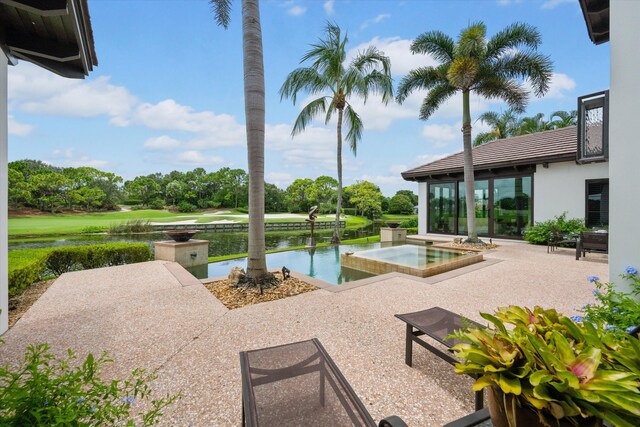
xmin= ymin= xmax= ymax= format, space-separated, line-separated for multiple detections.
xmin=8 ymin=223 xmax=382 ymax=258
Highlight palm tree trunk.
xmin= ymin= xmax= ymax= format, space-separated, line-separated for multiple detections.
xmin=332 ymin=108 xmax=343 ymax=244
xmin=242 ymin=0 xmax=267 ymax=279
xmin=462 ymin=90 xmax=479 ymax=243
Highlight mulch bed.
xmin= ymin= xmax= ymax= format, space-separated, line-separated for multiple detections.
xmin=203 ymin=272 xmax=318 ymax=310
xmin=8 ymin=279 xmax=55 ymax=328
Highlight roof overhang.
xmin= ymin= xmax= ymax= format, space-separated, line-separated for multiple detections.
xmin=0 ymin=0 xmax=98 ymax=78
xmin=579 ymin=0 xmax=610 ymax=45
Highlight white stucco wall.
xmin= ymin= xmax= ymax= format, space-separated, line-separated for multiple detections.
xmin=418 ymin=181 xmax=427 ymax=235
xmin=609 ymin=1 xmax=640 ymax=290
xmin=534 ymin=160 xmax=608 ymax=223
xmin=1 ymin=54 xmax=8 ymax=334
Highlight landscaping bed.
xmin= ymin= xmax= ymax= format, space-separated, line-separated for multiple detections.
xmin=203 ymin=272 xmax=318 ymax=309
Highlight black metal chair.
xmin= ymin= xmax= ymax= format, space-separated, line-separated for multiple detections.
xmin=547 ymin=228 xmax=578 ymax=253
xmin=576 ymin=231 xmax=608 ymax=260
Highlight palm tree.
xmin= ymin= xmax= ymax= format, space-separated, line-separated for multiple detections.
xmin=515 ymin=112 xmax=552 ymax=135
xmin=549 ymin=110 xmax=577 ymax=128
xmin=397 ymin=22 xmax=552 ymax=243
xmin=473 ymin=108 xmax=519 ymax=146
xmin=211 ymin=0 xmax=273 ymax=286
xmin=279 ymin=23 xmax=393 ymax=244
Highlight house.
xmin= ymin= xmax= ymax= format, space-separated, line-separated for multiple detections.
xmin=402 ymin=100 xmax=609 ymax=239
xmin=0 ymin=0 xmax=98 ymax=334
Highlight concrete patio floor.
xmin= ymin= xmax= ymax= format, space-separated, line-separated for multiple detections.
xmin=0 ymin=241 xmax=608 ymax=426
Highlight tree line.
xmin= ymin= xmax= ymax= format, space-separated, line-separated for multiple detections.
xmin=7 ymin=159 xmax=417 ymax=217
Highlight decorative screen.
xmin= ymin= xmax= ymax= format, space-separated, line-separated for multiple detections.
xmin=584 ymin=105 xmax=604 ymax=157
xmin=578 ymin=91 xmax=608 ymax=163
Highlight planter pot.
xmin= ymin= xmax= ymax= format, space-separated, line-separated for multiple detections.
xmin=163 ymin=229 xmax=198 ymax=242
xmin=488 ymin=387 xmax=602 ymax=427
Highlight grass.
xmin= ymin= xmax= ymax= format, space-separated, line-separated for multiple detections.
xmin=8 ymin=209 xmax=357 ymax=237
xmin=207 ymin=235 xmax=381 ymax=263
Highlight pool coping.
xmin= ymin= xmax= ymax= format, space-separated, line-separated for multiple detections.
xmin=199 ymin=257 xmax=503 ymax=293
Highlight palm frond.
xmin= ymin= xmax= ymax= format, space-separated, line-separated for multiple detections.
xmin=418 ymin=84 xmax=457 ymax=120
xmin=411 ymin=31 xmax=455 ymax=63
xmin=486 ymin=22 xmax=542 ymax=59
xmin=210 ymin=0 xmax=232 ymax=29
xmin=456 ymin=22 xmax=487 ymax=59
xmin=291 ymin=97 xmax=331 ymax=136
xmin=325 ymin=99 xmax=337 ymax=125
xmin=473 ymin=131 xmax=498 ymax=146
xmin=280 ymin=67 xmax=331 ymax=104
xmin=549 ymin=110 xmax=577 ymax=128
xmin=476 ymin=111 xmax=500 ymax=126
xmin=493 ymin=51 xmax=553 ymax=97
xmin=362 ymin=70 xmax=394 ymax=104
xmin=474 ymin=78 xmax=528 ymax=113
xmin=343 ymin=104 xmax=363 ymax=155
xmin=302 ymin=22 xmax=346 ymax=82
xmin=351 ymin=46 xmax=391 ymax=76
xmin=396 ymin=65 xmax=449 ymax=103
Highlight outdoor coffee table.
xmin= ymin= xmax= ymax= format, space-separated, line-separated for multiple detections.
xmin=240 ymin=338 xmax=378 ymax=427
xmin=395 ymin=306 xmax=485 ymax=410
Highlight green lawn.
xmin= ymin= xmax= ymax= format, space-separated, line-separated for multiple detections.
xmin=8 ymin=209 xmax=365 ymax=237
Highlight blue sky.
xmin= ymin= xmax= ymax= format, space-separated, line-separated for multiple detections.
xmin=7 ymin=0 xmax=609 ymax=196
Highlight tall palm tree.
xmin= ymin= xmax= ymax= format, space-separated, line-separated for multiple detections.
xmin=473 ymin=108 xmax=519 ymax=146
xmin=397 ymin=22 xmax=552 ymax=243
xmin=549 ymin=109 xmax=577 ymax=128
xmin=515 ymin=112 xmax=553 ymax=135
xmin=279 ymin=23 xmax=393 ymax=244
xmin=211 ymin=0 xmax=272 ymax=286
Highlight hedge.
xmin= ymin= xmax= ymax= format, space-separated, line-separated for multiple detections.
xmin=8 ymin=243 xmax=152 ymax=297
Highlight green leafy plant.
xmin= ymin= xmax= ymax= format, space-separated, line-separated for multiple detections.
xmin=400 ymin=217 xmax=418 ymax=229
xmin=577 ymin=268 xmax=640 ymax=334
xmin=451 ymin=306 xmax=640 ymax=427
xmin=176 ymin=201 xmax=196 ymax=213
xmin=0 ymin=343 xmax=180 ymax=426
xmin=45 ymin=243 xmax=152 ymax=275
xmin=80 ymin=226 xmax=108 ymax=234
xmin=7 ymin=249 xmax=51 ymax=297
xmin=108 ymin=219 xmax=154 ymax=234
xmin=523 ymin=212 xmax=587 ymax=245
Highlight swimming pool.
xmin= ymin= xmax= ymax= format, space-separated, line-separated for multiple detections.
xmin=192 ymin=242 xmax=393 ymax=285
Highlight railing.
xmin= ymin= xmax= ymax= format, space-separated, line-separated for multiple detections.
xmin=152 ymin=221 xmax=345 ymax=232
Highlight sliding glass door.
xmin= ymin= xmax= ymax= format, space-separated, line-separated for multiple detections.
xmin=428 ymin=182 xmax=455 ymax=233
xmin=493 ymin=177 xmax=532 ymax=238
xmin=458 ymin=180 xmax=489 ymax=236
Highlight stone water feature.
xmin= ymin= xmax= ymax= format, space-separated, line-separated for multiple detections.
xmin=154 ymin=230 xmax=209 ymax=268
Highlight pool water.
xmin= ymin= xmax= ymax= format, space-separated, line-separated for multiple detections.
xmin=355 ymin=245 xmax=463 ymax=268
xmin=191 ymin=242 xmax=405 ymax=285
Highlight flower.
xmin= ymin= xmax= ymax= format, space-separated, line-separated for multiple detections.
xmin=605 ymin=325 xmax=618 ymax=331
xmin=592 ymin=289 xmax=602 ymax=296
xmin=570 ymin=315 xmax=583 ymax=322
xmin=627 ymin=326 xmax=638 ymax=334
xmin=625 ymin=266 xmax=638 ymax=275
xmin=122 ymin=396 xmax=135 ymax=405
xmin=588 ymin=275 xmax=600 ymax=283
xmin=76 ymin=397 xmax=85 ymax=403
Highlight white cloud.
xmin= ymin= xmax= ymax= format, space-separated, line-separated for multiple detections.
xmin=8 ymin=116 xmax=33 ymax=136
xmin=175 ymin=150 xmax=224 ymax=166
xmin=497 ymin=0 xmax=523 ymax=5
xmin=389 ymin=164 xmax=409 ymax=175
xmin=360 ymin=14 xmax=390 ymax=30
xmin=47 ymin=148 xmax=109 ymax=169
xmin=266 ymin=172 xmax=294 ymax=187
xmin=287 ymin=5 xmax=306 ymax=16
xmin=541 ymin=0 xmax=574 ymax=9
xmin=143 ymin=135 xmax=182 ymax=150
xmin=323 ymin=0 xmax=334 ymax=15
xmin=9 ymin=63 xmax=137 ymax=118
xmin=346 ymin=36 xmax=436 ymax=76
xmin=413 ymin=153 xmax=452 ymax=167
xmin=421 ymin=123 xmax=459 ymax=147
xmin=543 ymin=73 xmax=576 ymax=99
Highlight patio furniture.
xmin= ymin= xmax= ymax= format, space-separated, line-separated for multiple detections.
xmin=576 ymin=231 xmax=608 ymax=260
xmin=443 ymin=408 xmax=491 ymax=427
xmin=240 ymin=338 xmax=408 ymax=427
xmin=395 ymin=307 xmax=485 ymax=410
xmin=547 ymin=228 xmax=578 ymax=253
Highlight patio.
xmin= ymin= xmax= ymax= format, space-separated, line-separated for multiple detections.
xmin=0 ymin=242 xmax=607 ymax=426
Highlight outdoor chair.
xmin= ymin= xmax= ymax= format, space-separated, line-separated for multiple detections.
xmin=395 ymin=306 xmax=485 ymax=411
xmin=576 ymin=231 xmax=608 ymax=260
xmin=547 ymin=228 xmax=578 ymax=253
xmin=239 ymin=338 xmax=408 ymax=427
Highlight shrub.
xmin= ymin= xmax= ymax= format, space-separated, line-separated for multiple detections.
xmin=147 ymin=198 xmax=165 ymax=210
xmin=578 ymin=268 xmax=640 ymax=334
xmin=109 ymin=219 xmax=153 ymax=234
xmin=523 ymin=212 xmax=587 ymax=245
xmin=121 ymin=198 xmax=142 ymax=206
xmin=342 ymin=208 xmax=356 ymax=216
xmin=388 ymin=194 xmax=414 ymax=214
xmin=235 ymin=206 xmax=249 ymax=214
xmin=7 ymin=249 xmax=51 ymax=297
xmin=0 ymin=343 xmax=180 ymax=426
xmin=400 ymin=217 xmax=419 ymax=229
xmin=177 ymin=201 xmax=197 ymax=213
xmin=319 ymin=203 xmax=335 ymax=214
xmin=46 ymin=243 xmax=152 ymax=276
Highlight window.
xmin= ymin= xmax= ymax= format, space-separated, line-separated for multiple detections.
xmin=428 ymin=183 xmax=455 ymax=233
xmin=577 ymin=91 xmax=608 ymax=163
xmin=586 ymin=179 xmax=609 ymax=228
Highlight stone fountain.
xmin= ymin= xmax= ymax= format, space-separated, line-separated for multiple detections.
xmin=154 ymin=229 xmax=209 ymax=268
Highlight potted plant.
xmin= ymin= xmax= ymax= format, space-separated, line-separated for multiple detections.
xmin=450 ymin=306 xmax=640 ymax=427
